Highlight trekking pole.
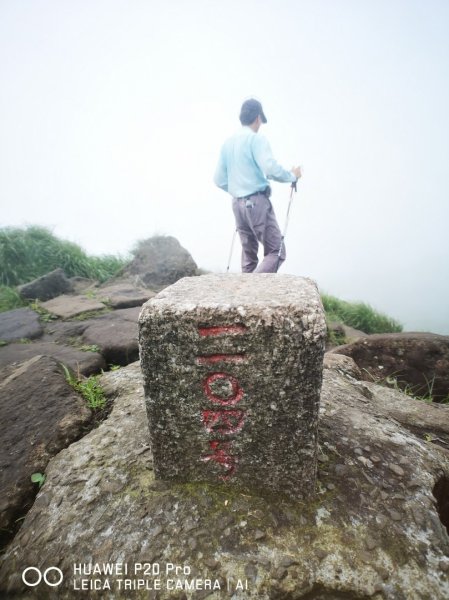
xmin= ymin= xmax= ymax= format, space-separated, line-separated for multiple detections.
xmin=276 ymin=181 xmax=297 ymax=271
xmin=226 ymin=229 xmax=238 ymax=272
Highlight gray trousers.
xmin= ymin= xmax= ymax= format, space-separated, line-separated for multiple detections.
xmin=232 ymin=193 xmax=285 ymax=273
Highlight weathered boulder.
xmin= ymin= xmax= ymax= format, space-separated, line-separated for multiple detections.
xmin=331 ymin=332 xmax=449 ymax=402
xmin=0 ymin=308 xmax=43 ymax=342
xmin=0 ymin=355 xmax=92 ymax=547
xmin=139 ymin=274 xmax=326 ymax=497
xmin=40 ymin=294 xmax=107 ymax=319
xmin=324 ymin=352 xmax=363 ymax=380
xmin=96 ymin=282 xmax=155 ymax=309
xmin=42 ymin=320 xmax=92 ymax=345
xmin=82 ymin=307 xmax=140 ymax=366
xmin=0 ymin=305 xmax=140 ymax=373
xmin=121 ymin=235 xmax=198 ymax=289
xmin=0 ymin=340 xmax=106 ymax=376
xmin=68 ymin=277 xmax=98 ymax=294
xmin=1 ymin=361 xmax=448 ymax=599
xmin=17 ymin=268 xmax=73 ymax=301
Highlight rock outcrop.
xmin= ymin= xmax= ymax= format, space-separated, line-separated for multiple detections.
xmin=0 ymin=287 xmax=147 ymax=374
xmin=0 ymin=236 xmax=196 ymax=375
xmin=95 ymin=283 xmax=154 ymax=309
xmin=120 ymin=236 xmax=198 ymax=289
xmin=331 ymin=332 xmax=449 ymax=402
xmin=82 ymin=307 xmax=141 ymax=366
xmin=0 ymin=340 xmax=106 ymax=376
xmin=1 ymin=360 xmax=448 ymax=599
xmin=0 ymin=355 xmax=92 ymax=547
xmin=40 ymin=294 xmax=107 ymax=319
xmin=0 ymin=308 xmax=43 ymax=342
xmin=17 ymin=268 xmax=73 ymax=301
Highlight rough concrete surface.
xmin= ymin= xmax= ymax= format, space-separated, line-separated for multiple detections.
xmin=139 ymin=274 xmax=327 ymax=498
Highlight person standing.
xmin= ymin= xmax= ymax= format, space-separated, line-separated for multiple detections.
xmin=214 ymin=98 xmax=302 ymax=273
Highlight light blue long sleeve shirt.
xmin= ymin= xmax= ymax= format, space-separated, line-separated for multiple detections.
xmin=214 ymin=126 xmax=296 ymax=198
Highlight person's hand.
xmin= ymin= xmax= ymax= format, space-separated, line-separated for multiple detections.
xmin=291 ymin=165 xmax=302 ymax=180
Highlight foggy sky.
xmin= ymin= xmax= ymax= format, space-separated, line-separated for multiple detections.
xmin=1 ymin=0 xmax=448 ymax=334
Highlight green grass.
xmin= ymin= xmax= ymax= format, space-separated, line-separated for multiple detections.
xmin=321 ymin=293 xmax=402 ymax=334
xmin=61 ymin=364 xmax=106 ymax=410
xmin=0 ymin=225 xmax=128 ymax=288
xmin=0 ymin=285 xmax=26 ymax=312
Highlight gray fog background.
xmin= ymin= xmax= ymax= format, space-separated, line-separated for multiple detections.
xmin=1 ymin=0 xmax=448 ymax=334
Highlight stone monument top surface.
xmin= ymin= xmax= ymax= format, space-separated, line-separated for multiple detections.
xmin=142 ymin=273 xmax=323 ymax=313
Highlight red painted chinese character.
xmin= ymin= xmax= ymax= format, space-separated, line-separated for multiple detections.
xmin=203 ymin=373 xmax=243 ymax=406
xmin=202 ymin=410 xmax=246 ymax=435
xmin=201 ymin=440 xmax=238 ymax=480
xmin=198 ymin=325 xmax=247 ymax=337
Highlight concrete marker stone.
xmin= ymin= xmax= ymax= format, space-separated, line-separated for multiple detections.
xmin=138 ymin=273 xmax=326 ymax=498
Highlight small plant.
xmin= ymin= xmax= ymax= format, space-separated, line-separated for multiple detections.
xmin=61 ymin=363 xmax=106 ymax=410
xmin=84 ymin=289 xmax=97 ymax=299
xmin=79 ymin=376 xmax=106 ymax=409
xmin=109 ymin=364 xmax=121 ymax=371
xmin=80 ymin=344 xmax=101 ymax=353
xmin=30 ymin=299 xmax=58 ymax=322
xmin=0 ymin=339 xmax=8 ymax=347
xmin=31 ymin=472 xmax=46 ymax=488
xmin=326 ymin=321 xmax=347 ymax=347
xmin=366 ymin=371 xmax=438 ymax=403
xmin=19 ymin=338 xmax=32 ymax=344
xmin=72 ymin=308 xmax=111 ymax=321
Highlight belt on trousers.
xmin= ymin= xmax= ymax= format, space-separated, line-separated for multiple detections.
xmin=236 ymin=186 xmax=271 ymax=201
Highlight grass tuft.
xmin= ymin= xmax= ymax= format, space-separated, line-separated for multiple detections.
xmin=321 ymin=293 xmax=402 ymax=334
xmin=0 ymin=286 xmax=26 ymax=312
xmin=61 ymin=364 xmax=106 ymax=410
xmin=0 ymin=225 xmax=128 ymax=288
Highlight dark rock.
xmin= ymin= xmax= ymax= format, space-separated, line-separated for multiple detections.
xmin=0 ymin=340 xmax=105 ymax=375
xmin=96 ymin=282 xmax=155 ymax=309
xmin=40 ymin=294 xmax=107 ymax=319
xmin=82 ymin=307 xmax=140 ymax=366
xmin=68 ymin=277 xmax=97 ymax=294
xmin=0 ymin=355 xmax=91 ymax=545
xmin=331 ymin=332 xmax=449 ymax=401
xmin=121 ymin=235 xmax=198 ymax=289
xmin=0 ymin=308 xmax=43 ymax=342
xmin=17 ymin=268 xmax=73 ymax=301
xmin=42 ymin=321 xmax=91 ymax=344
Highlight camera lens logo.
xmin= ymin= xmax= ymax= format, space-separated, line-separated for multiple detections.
xmin=22 ymin=567 xmax=63 ymax=587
